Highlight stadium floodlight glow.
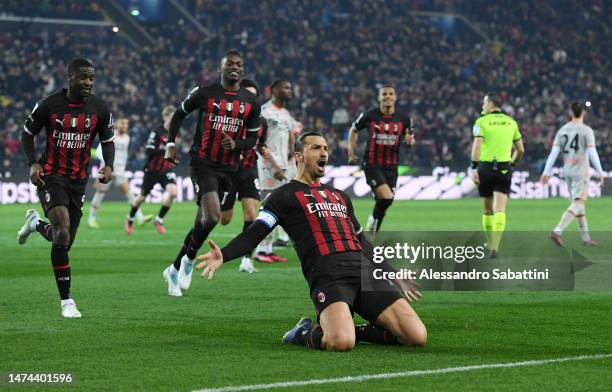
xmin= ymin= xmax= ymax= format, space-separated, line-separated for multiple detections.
xmin=112 ymin=26 xmax=119 ymax=33
xmin=585 ymin=101 xmax=592 ymax=107
xmin=130 ymin=9 xmax=140 ymax=17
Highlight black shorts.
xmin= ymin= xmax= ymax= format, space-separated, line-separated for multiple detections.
xmin=477 ymin=162 xmax=512 ymax=197
xmin=363 ymin=164 xmax=398 ymax=192
xmin=220 ymin=167 xmax=261 ymax=212
xmin=190 ymin=163 xmax=234 ymax=206
xmin=38 ymin=174 xmax=86 ymax=230
xmin=141 ymin=170 xmax=176 ymax=196
xmin=311 ymin=278 xmax=403 ymax=323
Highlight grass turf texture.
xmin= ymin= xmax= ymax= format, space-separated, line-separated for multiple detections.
xmin=1 ymin=198 xmax=611 ymax=391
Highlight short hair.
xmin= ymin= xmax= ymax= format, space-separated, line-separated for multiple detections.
xmin=570 ymin=101 xmax=584 ymax=118
xmin=485 ymin=92 xmax=503 ymax=107
xmin=67 ymin=58 xmax=93 ymax=75
xmin=379 ymin=84 xmax=394 ymax=90
xmin=295 ymin=131 xmax=325 ymax=152
xmin=271 ymin=79 xmax=290 ymax=92
xmin=240 ymin=78 xmax=260 ymax=97
xmin=223 ymin=49 xmax=242 ymax=59
xmin=162 ymin=105 xmax=176 ymax=118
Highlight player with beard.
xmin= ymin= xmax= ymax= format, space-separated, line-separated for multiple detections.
xmin=196 ymin=132 xmax=427 ymax=351
xmin=125 ymin=105 xmax=178 ymax=235
xmin=254 ymin=80 xmax=298 ymax=263
xmin=161 ymin=50 xmax=261 ymax=296
xmin=348 ymin=85 xmax=415 ymax=233
xmin=17 ymin=58 xmax=115 ymax=318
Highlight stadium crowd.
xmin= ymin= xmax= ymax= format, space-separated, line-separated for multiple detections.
xmin=0 ymin=0 xmax=609 ymax=178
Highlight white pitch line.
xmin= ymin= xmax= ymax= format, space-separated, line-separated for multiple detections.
xmin=192 ymin=353 xmax=612 ymax=392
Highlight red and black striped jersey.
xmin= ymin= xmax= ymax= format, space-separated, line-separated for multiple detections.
xmin=257 ymin=180 xmax=362 ymax=284
xmin=240 ymin=118 xmax=267 ymax=168
xmin=179 ymin=83 xmax=260 ymax=170
xmin=352 ymin=108 xmax=412 ymax=167
xmin=144 ymin=125 xmax=174 ymax=173
xmin=23 ymin=89 xmax=114 ymax=182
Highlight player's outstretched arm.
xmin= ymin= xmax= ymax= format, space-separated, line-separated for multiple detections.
xmin=348 ymin=127 xmax=359 ymax=164
xmin=196 ymin=221 xmax=272 ymax=280
xmin=99 ymin=141 xmax=114 ymax=184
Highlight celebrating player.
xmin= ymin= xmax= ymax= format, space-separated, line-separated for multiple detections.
xmin=219 ymin=79 xmax=265 ymax=273
xmin=162 ymin=50 xmax=261 ymax=296
xmin=87 ymin=116 xmax=149 ymax=228
xmin=347 ymin=85 xmax=414 ymax=233
xmin=125 ymin=105 xmax=178 ymax=235
xmin=196 ymin=131 xmax=427 ymax=351
xmin=540 ymin=101 xmax=604 ymax=247
xmin=254 ymin=80 xmax=298 ymax=263
xmin=470 ymin=93 xmax=524 ymax=258
xmin=17 ymin=58 xmax=115 ymax=318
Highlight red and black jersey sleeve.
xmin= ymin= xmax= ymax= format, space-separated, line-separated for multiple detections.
xmin=179 ymin=86 xmax=205 ymax=115
xmin=144 ymin=126 xmax=174 ymax=172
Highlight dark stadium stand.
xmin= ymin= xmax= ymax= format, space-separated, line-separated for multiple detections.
xmin=0 ymin=0 xmax=609 ymax=177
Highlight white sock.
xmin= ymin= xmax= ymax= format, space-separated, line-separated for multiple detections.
xmin=90 ymin=192 xmax=105 ymax=218
xmin=170 ymin=264 xmax=179 ymax=274
xmin=553 ymin=210 xmax=575 ymax=235
xmin=155 ymin=216 xmax=163 ymax=223
xmin=576 ymin=215 xmax=591 ymax=242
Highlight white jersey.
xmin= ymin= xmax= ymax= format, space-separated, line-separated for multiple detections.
xmin=260 ymin=100 xmax=297 ymax=169
xmin=553 ymin=122 xmax=595 ymax=178
xmin=98 ymin=133 xmax=130 ymax=175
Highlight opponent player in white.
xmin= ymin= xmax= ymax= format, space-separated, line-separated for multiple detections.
xmin=254 ymin=80 xmax=299 ymax=263
xmin=87 ymin=116 xmax=150 ymax=227
xmin=540 ymin=101 xmax=604 ymax=246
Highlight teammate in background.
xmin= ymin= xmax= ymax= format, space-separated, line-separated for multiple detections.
xmin=219 ymin=79 xmax=266 ymax=273
xmin=348 ymin=85 xmax=415 ymax=233
xmin=162 ymin=50 xmax=261 ymax=296
xmin=540 ymin=101 xmax=604 ymax=247
xmin=125 ymin=106 xmax=178 ymax=235
xmin=17 ymin=58 xmax=115 ymax=318
xmin=254 ymin=80 xmax=297 ymax=263
xmin=196 ymin=132 xmax=427 ymax=351
xmin=87 ymin=116 xmax=150 ymax=228
xmin=471 ymin=93 xmax=524 ymax=258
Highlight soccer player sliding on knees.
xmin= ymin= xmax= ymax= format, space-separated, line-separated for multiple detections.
xmin=196 ymin=132 xmax=426 ymax=351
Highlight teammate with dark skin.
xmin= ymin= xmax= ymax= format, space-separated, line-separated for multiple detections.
xmin=24 ymin=65 xmax=112 ymax=248
xmin=164 ymin=53 xmax=243 ymax=242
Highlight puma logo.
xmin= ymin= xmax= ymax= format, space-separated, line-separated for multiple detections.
xmin=213 ymin=102 xmax=221 ymax=110
xmin=56 ymin=119 xmax=64 ymax=127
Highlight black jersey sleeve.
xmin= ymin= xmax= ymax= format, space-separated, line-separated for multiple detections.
xmin=403 ymin=114 xmax=414 ymax=136
xmin=351 ymin=111 xmax=370 ymax=131
xmin=180 ymin=86 xmax=204 ymax=114
xmin=23 ymin=100 xmax=48 ymax=136
xmin=220 ymin=221 xmax=272 ymax=263
xmin=97 ymin=108 xmax=115 ymax=144
xmin=245 ymin=100 xmax=261 ymax=132
xmin=255 ymin=187 xmax=290 ymax=230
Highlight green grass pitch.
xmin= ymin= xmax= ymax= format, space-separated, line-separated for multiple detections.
xmin=1 ymin=197 xmax=611 ymax=391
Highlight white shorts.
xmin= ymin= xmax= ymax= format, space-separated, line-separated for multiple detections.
xmin=565 ymin=176 xmax=589 ymax=200
xmin=97 ymin=172 xmax=127 ymax=192
xmin=258 ymin=160 xmax=297 ymax=190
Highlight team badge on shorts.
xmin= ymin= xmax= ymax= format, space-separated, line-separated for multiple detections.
xmin=45 ymin=191 xmax=51 ymax=203
xmin=317 ymin=291 xmax=326 ymax=303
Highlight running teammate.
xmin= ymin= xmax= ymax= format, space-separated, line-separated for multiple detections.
xmin=471 ymin=93 xmax=524 ymax=258
xmin=125 ymin=106 xmax=178 ymax=235
xmin=161 ymin=50 xmax=261 ymax=296
xmin=541 ymin=101 xmax=604 ymax=247
xmin=196 ymin=131 xmax=427 ymax=351
xmin=17 ymin=58 xmax=115 ymax=318
xmin=347 ymin=85 xmax=414 ymax=233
